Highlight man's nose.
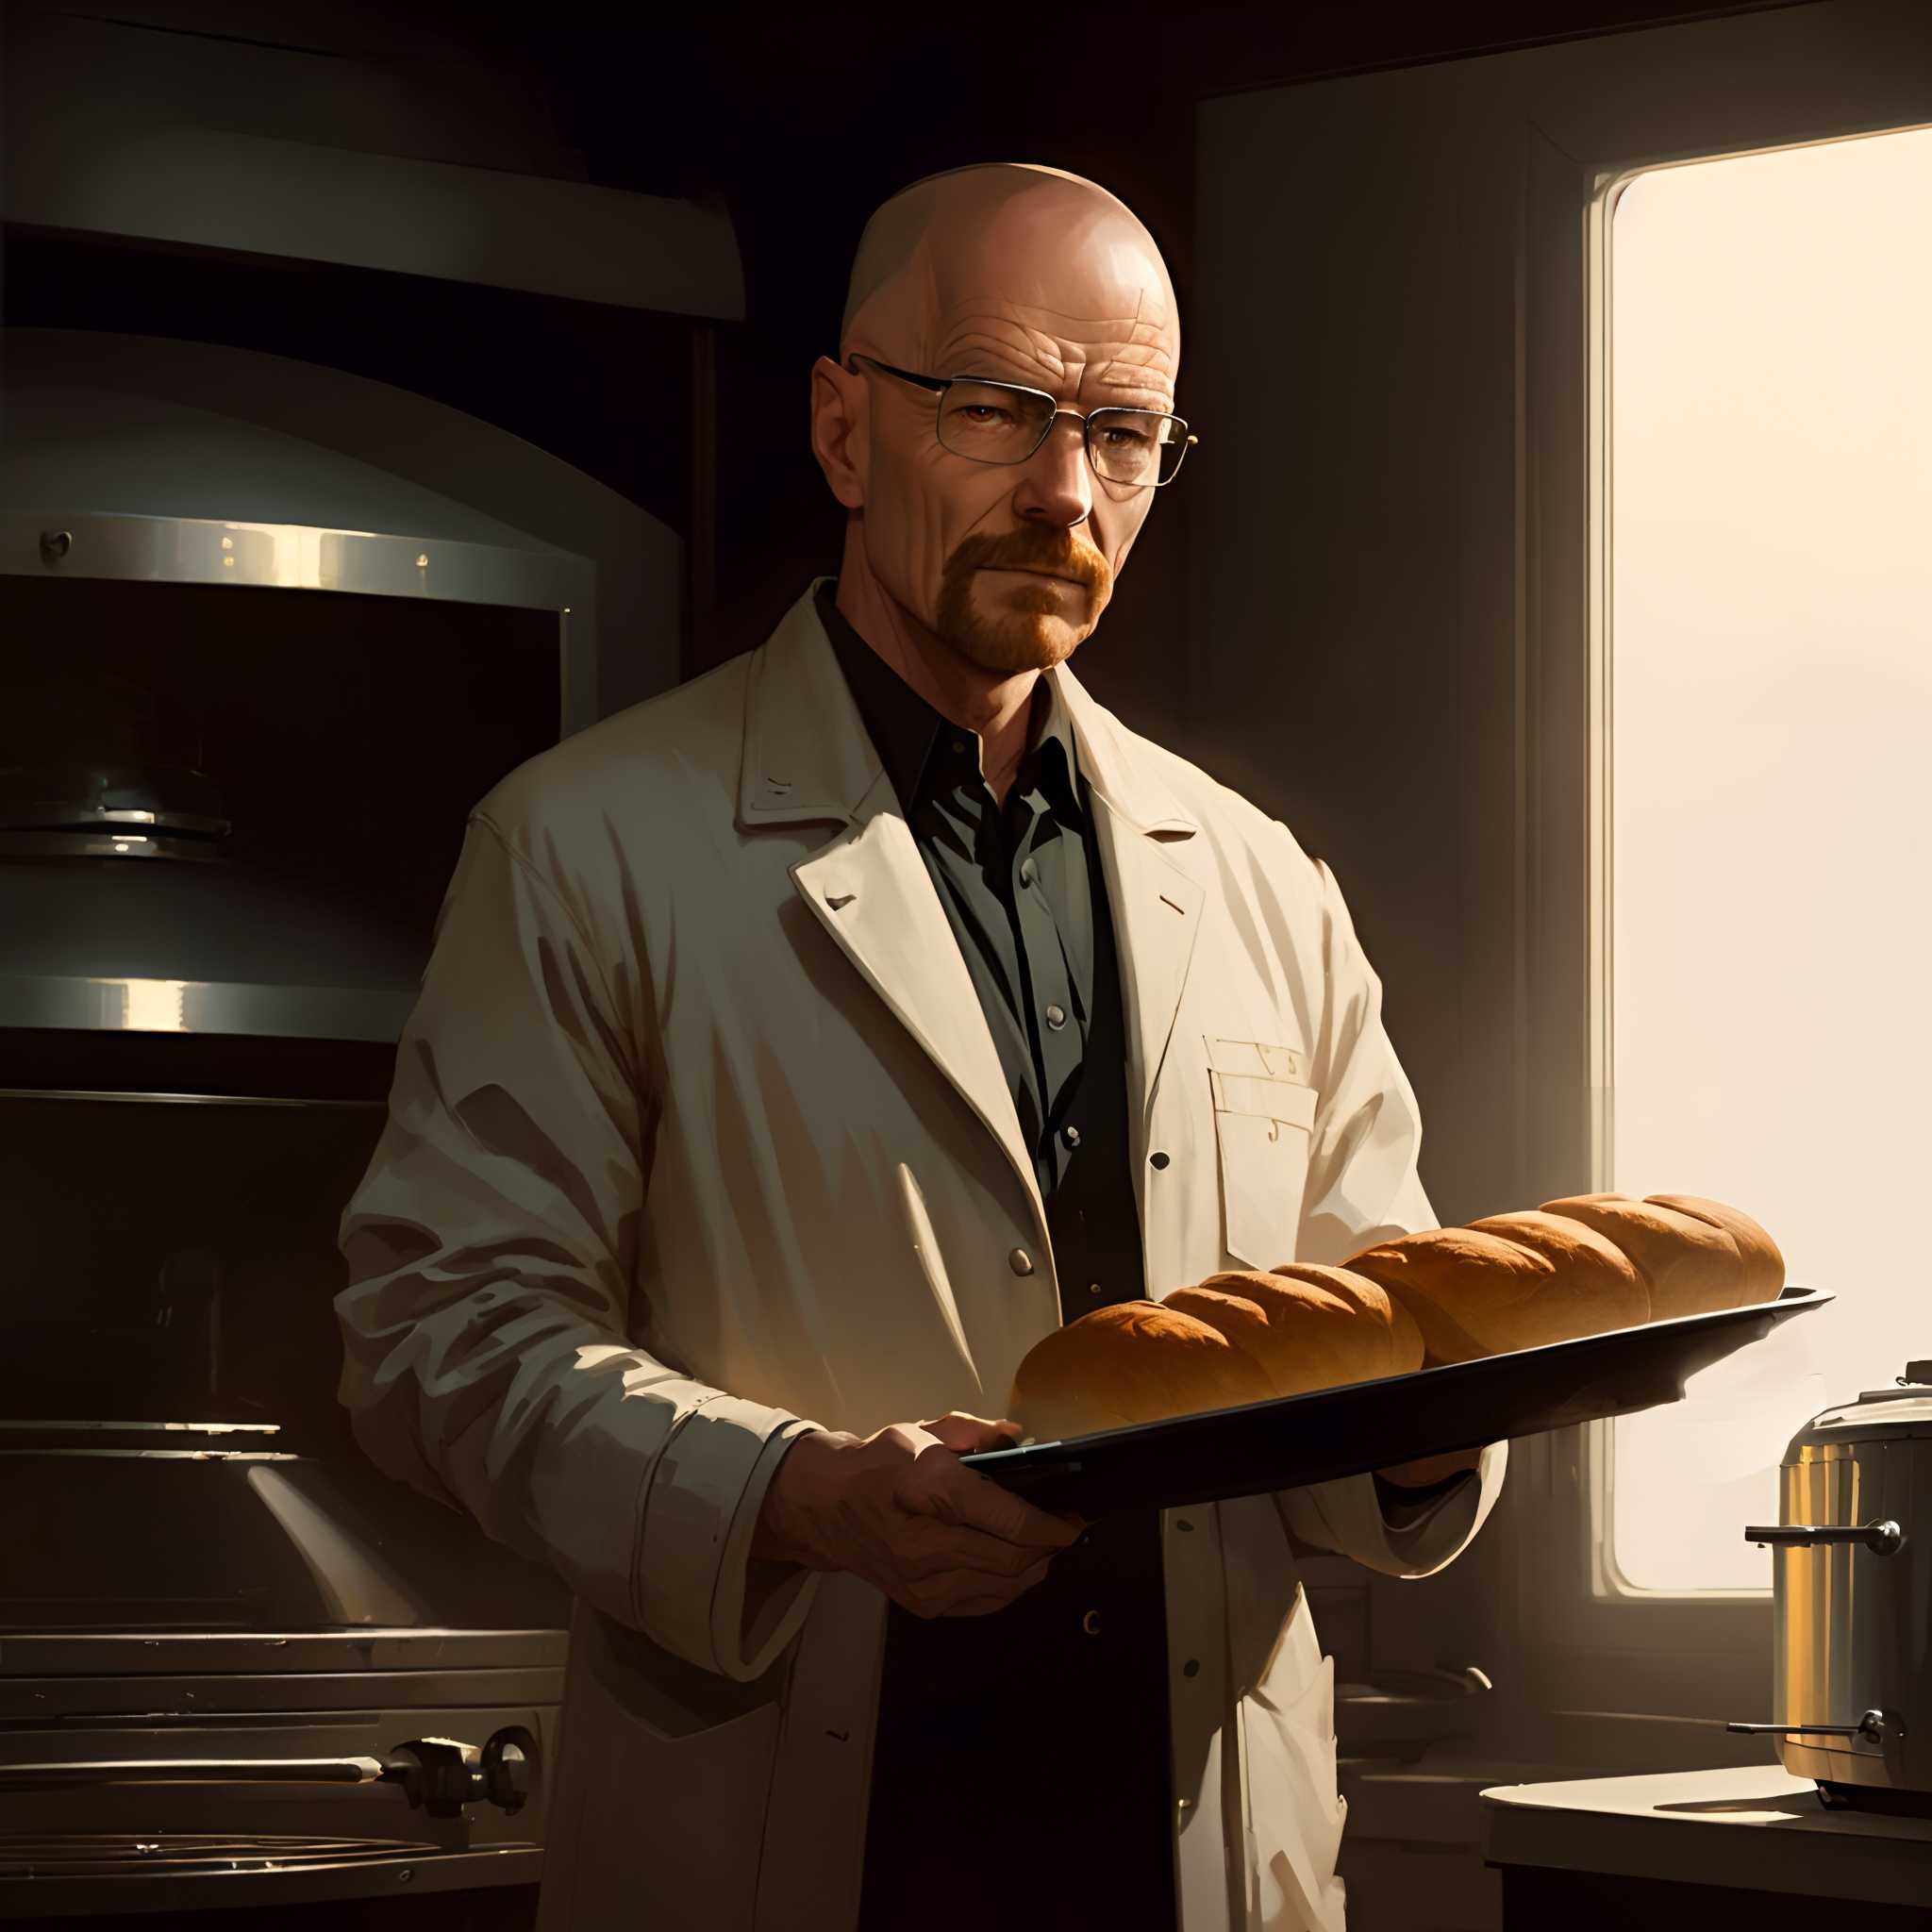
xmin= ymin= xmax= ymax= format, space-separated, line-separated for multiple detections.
xmin=1018 ymin=414 xmax=1095 ymax=516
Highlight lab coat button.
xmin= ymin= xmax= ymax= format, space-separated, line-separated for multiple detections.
xmin=1063 ymin=1124 xmax=1081 ymax=1147
xmin=1149 ymin=1150 xmax=1171 ymax=1169
xmin=1045 ymin=1003 xmax=1067 ymax=1028
xmin=1081 ymin=1609 xmax=1102 ymax=1635
xmin=1088 ymin=1282 xmax=1103 ymax=1296
xmin=1008 ymin=1247 xmax=1035 ymax=1276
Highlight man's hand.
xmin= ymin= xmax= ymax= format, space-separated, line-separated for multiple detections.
xmin=1375 ymin=1447 xmax=1483 ymax=1489
xmin=750 ymin=1411 xmax=1087 ymax=1618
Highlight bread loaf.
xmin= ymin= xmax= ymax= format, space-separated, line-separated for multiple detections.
xmin=1642 ymin=1194 xmax=1784 ymax=1305
xmin=1167 ymin=1266 xmax=1424 ymax=1393
xmin=1006 ymin=1190 xmax=1783 ymax=1441
xmin=1344 ymin=1214 xmax=1647 ymax=1362
xmin=1538 ymin=1192 xmax=1753 ymax=1320
xmin=1005 ymin=1262 xmax=1419 ymax=1441
xmin=1006 ymin=1299 xmax=1275 ymax=1443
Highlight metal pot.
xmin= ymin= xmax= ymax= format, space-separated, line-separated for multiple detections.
xmin=1727 ymin=1360 xmax=1932 ymax=1813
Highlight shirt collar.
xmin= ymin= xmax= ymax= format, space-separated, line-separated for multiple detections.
xmin=815 ymin=577 xmax=1081 ymax=818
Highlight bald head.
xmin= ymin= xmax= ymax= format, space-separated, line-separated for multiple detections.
xmin=811 ymin=162 xmax=1184 ymax=696
xmin=839 ymin=162 xmax=1179 ymax=376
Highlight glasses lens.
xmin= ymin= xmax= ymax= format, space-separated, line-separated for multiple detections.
xmin=937 ymin=383 xmax=1189 ymax=485
xmin=938 ymin=382 xmax=1056 ymax=463
xmin=1090 ymin=410 xmax=1187 ymax=486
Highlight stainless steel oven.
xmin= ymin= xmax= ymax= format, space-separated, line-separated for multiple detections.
xmin=0 ymin=382 xmax=637 ymax=1917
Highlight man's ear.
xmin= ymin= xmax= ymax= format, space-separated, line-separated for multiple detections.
xmin=808 ymin=355 xmax=866 ymax=510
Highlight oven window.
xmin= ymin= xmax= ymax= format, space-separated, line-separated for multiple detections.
xmin=1602 ymin=127 xmax=1932 ymax=1594
xmin=2 ymin=1093 xmax=387 ymax=1446
xmin=0 ymin=575 xmax=560 ymax=939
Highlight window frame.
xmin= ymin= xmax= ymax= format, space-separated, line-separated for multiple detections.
xmin=1516 ymin=7 xmax=1932 ymax=1698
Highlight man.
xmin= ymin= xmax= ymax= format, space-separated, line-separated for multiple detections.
xmin=335 ymin=161 xmax=1505 ymax=1932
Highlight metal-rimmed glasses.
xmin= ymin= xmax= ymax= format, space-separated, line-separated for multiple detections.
xmin=844 ymin=353 xmax=1197 ymax=487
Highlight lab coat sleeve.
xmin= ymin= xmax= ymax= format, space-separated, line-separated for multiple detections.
xmin=1272 ymin=850 xmax=1507 ymax=1576
xmin=334 ymin=811 xmax=822 ymax=1684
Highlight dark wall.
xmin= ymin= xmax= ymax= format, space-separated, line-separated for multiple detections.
xmin=514 ymin=10 xmax=1204 ymax=741
xmin=3 ymin=0 xmax=1804 ymax=747
xmin=537 ymin=5 xmax=1802 ymax=740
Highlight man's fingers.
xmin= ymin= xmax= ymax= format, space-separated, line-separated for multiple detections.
xmin=892 ymin=1515 xmax=1070 ymax=1583
xmin=815 ymin=1417 xmax=1089 ymax=1619
xmin=897 ymin=1555 xmax=1053 ymax=1619
xmin=917 ymin=1411 xmax=1024 ymax=1455
xmin=927 ymin=1461 xmax=1084 ymax=1548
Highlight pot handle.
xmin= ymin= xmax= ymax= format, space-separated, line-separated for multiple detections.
xmin=1744 ymin=1519 xmax=1905 ymax=1557
xmin=1726 ymin=1709 xmax=1903 ymax=1745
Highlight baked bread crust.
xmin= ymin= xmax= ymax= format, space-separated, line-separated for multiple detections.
xmin=1006 ymin=1298 xmax=1274 ymax=1442
xmin=1345 ymin=1214 xmax=1647 ymax=1362
xmin=1168 ymin=1266 xmax=1424 ymax=1392
xmin=1643 ymin=1193 xmax=1785 ymax=1306
xmin=1539 ymin=1192 xmax=1748 ymax=1320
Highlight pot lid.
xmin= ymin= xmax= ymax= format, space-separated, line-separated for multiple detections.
xmin=1791 ymin=1360 xmax=1932 ymax=1447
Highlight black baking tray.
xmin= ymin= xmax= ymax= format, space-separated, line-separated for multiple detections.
xmin=958 ymin=1284 xmax=1833 ymax=1517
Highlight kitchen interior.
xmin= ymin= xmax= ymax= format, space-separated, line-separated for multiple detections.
xmin=2 ymin=0 xmax=1928 ymax=1925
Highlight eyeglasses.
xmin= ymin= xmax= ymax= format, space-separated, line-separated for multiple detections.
xmin=844 ymin=354 xmax=1198 ymax=488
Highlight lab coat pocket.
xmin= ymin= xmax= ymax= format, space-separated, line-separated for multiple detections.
xmin=1211 ymin=1071 xmax=1317 ymax=1272
xmin=559 ymin=1608 xmax=787 ymax=1930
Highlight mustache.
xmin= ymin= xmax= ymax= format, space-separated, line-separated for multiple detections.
xmin=966 ymin=537 xmax=1108 ymax=584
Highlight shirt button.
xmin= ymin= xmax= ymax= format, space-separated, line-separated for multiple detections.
xmin=1045 ymin=1003 xmax=1067 ymax=1029
xmin=1089 ymin=1281 xmax=1103 ymax=1296
xmin=1008 ymin=1247 xmax=1035 ymax=1276
xmin=1063 ymin=1124 xmax=1081 ymax=1147
xmin=1149 ymin=1150 xmax=1171 ymax=1169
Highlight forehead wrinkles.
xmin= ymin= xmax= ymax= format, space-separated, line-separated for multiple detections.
xmin=935 ymin=297 xmax=1177 ymax=403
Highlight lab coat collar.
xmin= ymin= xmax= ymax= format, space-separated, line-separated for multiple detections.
xmin=738 ymin=576 xmax=1199 ymax=841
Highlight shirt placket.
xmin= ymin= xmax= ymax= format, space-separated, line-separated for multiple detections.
xmin=1010 ymin=799 xmax=1082 ymax=1200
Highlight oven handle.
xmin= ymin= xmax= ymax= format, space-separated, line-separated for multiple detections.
xmin=0 ymin=1755 xmax=387 ymax=1788
xmin=1744 ymin=1519 xmax=1905 ymax=1557
xmin=0 ymin=1727 xmax=536 ymax=1819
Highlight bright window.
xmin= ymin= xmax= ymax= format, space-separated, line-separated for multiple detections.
xmin=1605 ymin=125 xmax=1932 ymax=1595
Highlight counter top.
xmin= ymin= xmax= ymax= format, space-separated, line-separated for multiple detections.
xmin=1481 ymin=1765 xmax=1932 ymax=1910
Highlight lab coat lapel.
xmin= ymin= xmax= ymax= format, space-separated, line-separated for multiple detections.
xmin=1050 ymin=661 xmax=1204 ymax=1168
xmin=793 ymin=808 xmax=1046 ymax=1231
xmin=1089 ymin=788 xmax=1204 ymax=1154
xmin=740 ymin=582 xmax=1047 ymax=1236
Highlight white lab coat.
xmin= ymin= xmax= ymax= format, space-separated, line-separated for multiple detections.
xmin=335 ymin=576 xmax=1505 ymax=1930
